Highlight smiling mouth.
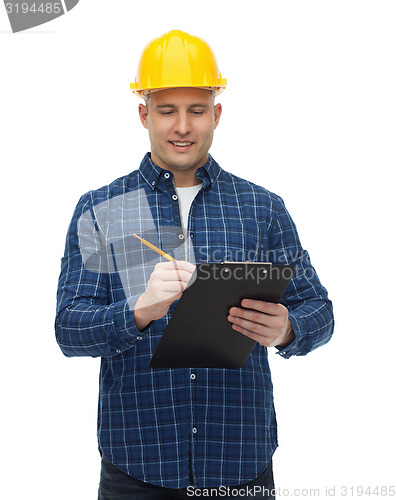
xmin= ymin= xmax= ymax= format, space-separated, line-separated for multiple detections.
xmin=169 ymin=141 xmax=194 ymax=147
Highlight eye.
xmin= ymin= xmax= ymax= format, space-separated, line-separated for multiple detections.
xmin=160 ymin=111 xmax=174 ymax=115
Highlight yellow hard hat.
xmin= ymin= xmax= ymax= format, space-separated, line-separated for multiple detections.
xmin=130 ymin=30 xmax=227 ymax=98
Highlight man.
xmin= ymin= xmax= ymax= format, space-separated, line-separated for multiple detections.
xmin=56 ymin=30 xmax=334 ymax=499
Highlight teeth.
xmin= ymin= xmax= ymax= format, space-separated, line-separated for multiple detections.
xmin=172 ymin=142 xmax=192 ymax=146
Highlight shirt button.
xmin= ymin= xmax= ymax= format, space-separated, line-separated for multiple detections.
xmin=190 ymin=233 xmax=194 ymax=238
xmin=116 ymin=350 xmax=121 ymax=354
xmin=172 ymin=194 xmax=178 ymax=201
xmin=192 ymin=427 xmax=197 ymax=434
xmin=178 ymin=234 xmax=184 ymax=240
xmin=164 ymin=173 xmax=170 ymax=179
xmin=190 ymin=373 xmax=196 ymax=380
xmin=137 ymin=336 xmax=142 ymax=341
xmin=151 ymin=181 xmax=155 ymax=186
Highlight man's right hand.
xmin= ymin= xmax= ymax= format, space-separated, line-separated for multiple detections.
xmin=134 ymin=260 xmax=196 ymax=331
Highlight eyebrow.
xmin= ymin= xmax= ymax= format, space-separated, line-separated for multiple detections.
xmin=154 ymin=104 xmax=210 ymax=110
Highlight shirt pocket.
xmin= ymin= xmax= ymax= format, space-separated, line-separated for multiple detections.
xmin=197 ymin=219 xmax=262 ymax=263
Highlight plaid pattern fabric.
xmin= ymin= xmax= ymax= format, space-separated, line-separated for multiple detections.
xmin=55 ymin=153 xmax=334 ymax=488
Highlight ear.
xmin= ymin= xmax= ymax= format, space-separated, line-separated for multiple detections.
xmin=213 ymin=103 xmax=222 ymax=130
xmin=138 ymin=103 xmax=149 ymax=129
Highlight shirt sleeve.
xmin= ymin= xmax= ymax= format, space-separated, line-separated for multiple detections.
xmin=55 ymin=193 xmax=146 ymax=358
xmin=268 ymin=194 xmax=334 ymax=359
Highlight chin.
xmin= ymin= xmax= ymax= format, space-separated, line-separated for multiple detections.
xmin=168 ymin=157 xmax=198 ymax=171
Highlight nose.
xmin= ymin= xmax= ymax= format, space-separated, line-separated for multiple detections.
xmin=174 ymin=111 xmax=191 ymax=136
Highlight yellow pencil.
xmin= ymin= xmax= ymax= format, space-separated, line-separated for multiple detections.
xmin=133 ymin=233 xmax=176 ymax=261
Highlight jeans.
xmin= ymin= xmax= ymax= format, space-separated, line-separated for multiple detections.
xmin=98 ymin=454 xmax=276 ymax=500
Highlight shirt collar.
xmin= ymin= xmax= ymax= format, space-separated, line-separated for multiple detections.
xmin=139 ymin=153 xmax=222 ymax=190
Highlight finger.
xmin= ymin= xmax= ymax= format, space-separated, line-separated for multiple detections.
xmin=171 ymin=261 xmax=196 ymax=286
xmin=159 ymin=260 xmax=196 ymax=273
xmin=174 ymin=260 xmax=196 ymax=273
xmin=240 ymin=299 xmax=282 ymax=316
xmin=172 ymin=263 xmax=183 ymax=287
xmin=227 ymin=313 xmax=269 ymax=336
xmin=160 ymin=281 xmax=190 ymax=293
xmin=230 ymin=322 xmax=270 ymax=346
xmin=157 ymin=268 xmax=194 ymax=284
xmin=230 ymin=305 xmax=287 ymax=332
xmin=228 ymin=307 xmax=275 ymax=328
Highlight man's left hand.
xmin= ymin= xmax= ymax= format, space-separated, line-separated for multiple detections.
xmin=228 ymin=299 xmax=295 ymax=349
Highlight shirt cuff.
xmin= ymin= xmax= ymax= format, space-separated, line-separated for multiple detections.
xmin=111 ymin=295 xmax=149 ymax=354
xmin=275 ymin=312 xmax=306 ymax=359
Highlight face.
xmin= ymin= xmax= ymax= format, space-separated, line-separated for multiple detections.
xmin=138 ymin=87 xmax=222 ymax=176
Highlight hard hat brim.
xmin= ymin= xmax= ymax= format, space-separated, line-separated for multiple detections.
xmin=130 ymin=83 xmax=227 ymax=99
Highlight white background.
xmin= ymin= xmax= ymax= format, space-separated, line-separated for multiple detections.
xmin=1 ymin=1 xmax=396 ymax=498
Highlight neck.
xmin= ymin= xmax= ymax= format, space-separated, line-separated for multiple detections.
xmin=173 ymin=171 xmax=203 ymax=188
xmin=149 ymin=152 xmax=208 ymax=187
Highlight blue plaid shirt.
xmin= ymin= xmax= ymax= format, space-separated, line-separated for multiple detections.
xmin=55 ymin=153 xmax=334 ymax=488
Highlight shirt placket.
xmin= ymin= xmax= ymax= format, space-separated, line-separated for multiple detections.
xmin=159 ymin=171 xmax=198 ymax=484
xmin=186 ymin=189 xmax=200 ymax=485
xmin=165 ymin=172 xmax=187 ymax=258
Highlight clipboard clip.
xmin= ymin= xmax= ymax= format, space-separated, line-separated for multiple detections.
xmin=221 ymin=261 xmax=272 ymax=264
xmin=222 ymin=261 xmax=253 ymax=264
xmin=220 ymin=261 xmax=271 ymax=275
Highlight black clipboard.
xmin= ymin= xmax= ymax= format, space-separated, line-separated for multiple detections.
xmin=149 ymin=262 xmax=295 ymax=369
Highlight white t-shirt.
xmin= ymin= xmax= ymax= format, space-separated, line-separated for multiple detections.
xmin=175 ymin=183 xmax=203 ymax=235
